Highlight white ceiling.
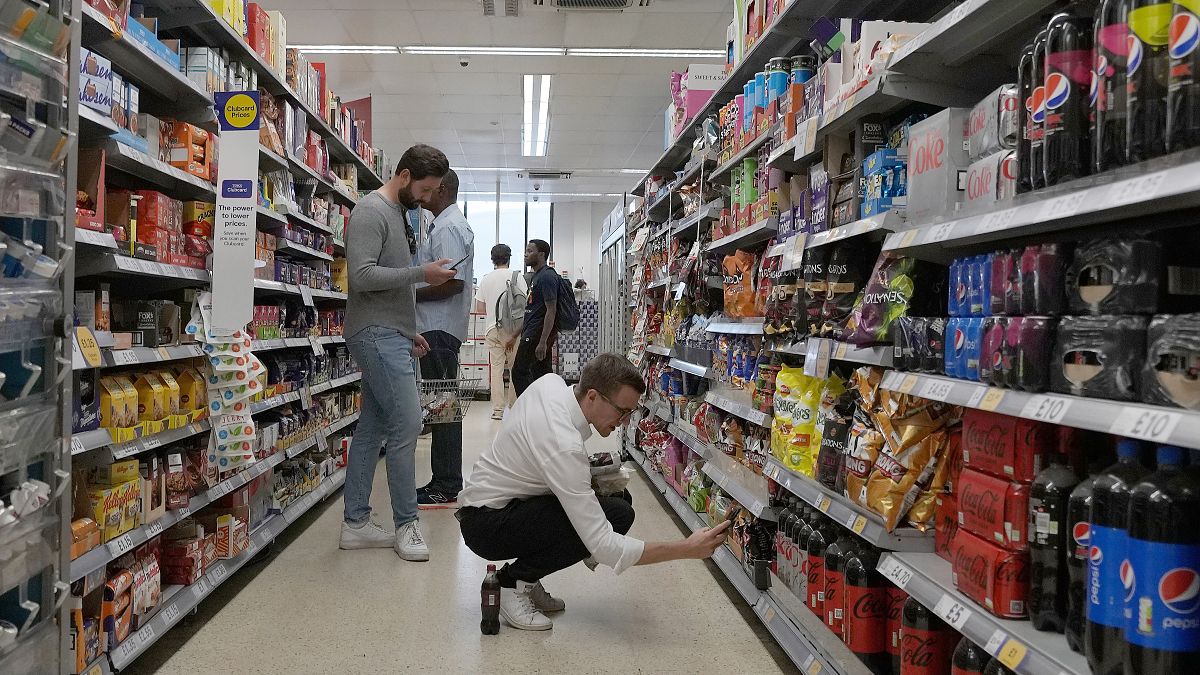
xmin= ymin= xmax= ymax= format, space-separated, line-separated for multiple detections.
xmin=274 ymin=0 xmax=731 ymax=200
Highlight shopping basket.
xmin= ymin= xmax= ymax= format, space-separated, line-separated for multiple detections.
xmin=418 ymin=377 xmax=481 ymax=424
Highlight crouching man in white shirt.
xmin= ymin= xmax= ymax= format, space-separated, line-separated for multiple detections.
xmin=456 ymin=353 xmax=730 ymax=631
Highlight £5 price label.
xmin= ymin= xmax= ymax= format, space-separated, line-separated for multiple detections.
xmin=1108 ymin=407 xmax=1183 ymax=444
xmin=934 ymin=595 xmax=973 ymax=630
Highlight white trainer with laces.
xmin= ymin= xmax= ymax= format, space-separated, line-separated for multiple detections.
xmin=528 ymin=581 xmax=566 ymax=612
xmin=339 ymin=519 xmax=393 ymax=550
xmin=500 ymin=581 xmax=553 ymax=630
xmin=395 ymin=520 xmax=430 ymax=561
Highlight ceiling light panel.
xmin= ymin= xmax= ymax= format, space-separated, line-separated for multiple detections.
xmin=403 ymin=46 xmax=566 ymax=56
xmin=291 ymin=45 xmax=400 ymax=54
xmin=522 ymin=74 xmax=552 ymax=157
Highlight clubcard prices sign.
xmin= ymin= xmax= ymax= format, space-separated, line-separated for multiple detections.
xmin=210 ymin=91 xmax=260 ymax=333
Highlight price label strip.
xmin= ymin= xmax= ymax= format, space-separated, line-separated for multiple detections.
xmin=933 ymin=595 xmax=973 ymax=631
xmin=161 ymin=602 xmax=181 ymax=625
xmin=816 ymin=495 xmax=831 ymax=513
xmin=1108 ymin=407 xmax=1183 ymax=444
xmin=919 ymin=379 xmax=955 ymax=402
xmin=897 ymin=374 xmax=919 ymax=394
xmin=1020 ymin=395 xmax=1073 ymax=424
xmin=107 ymin=532 xmax=136 ymax=557
xmin=878 ymin=556 xmax=913 ymax=589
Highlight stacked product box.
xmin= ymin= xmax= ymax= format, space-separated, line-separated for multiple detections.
xmin=861 ymin=148 xmax=906 ymax=217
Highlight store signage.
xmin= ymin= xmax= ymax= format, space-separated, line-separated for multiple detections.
xmin=210 ymin=91 xmax=260 ymax=333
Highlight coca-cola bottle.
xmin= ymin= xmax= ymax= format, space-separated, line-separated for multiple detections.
xmin=825 ymin=532 xmax=859 ymax=638
xmin=951 ymin=636 xmax=989 ymax=675
xmin=481 ymin=564 xmax=501 ymax=635
xmin=888 ymin=583 xmax=908 ymax=674
xmin=793 ymin=505 xmax=815 ymax=604
xmin=901 ymin=597 xmax=954 ymax=675
xmin=982 ymin=658 xmax=1015 ymax=675
xmin=844 ymin=546 xmax=890 ymax=675
xmin=807 ymin=515 xmax=835 ymax=616
xmin=777 ymin=499 xmax=799 ymax=589
xmin=1029 ymin=446 xmax=1081 ymax=632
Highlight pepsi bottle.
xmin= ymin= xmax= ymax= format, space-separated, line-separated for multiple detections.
xmin=1029 ymin=451 xmax=1082 ymax=632
xmin=1086 ymin=440 xmax=1149 ymax=675
xmin=1031 ymin=28 xmax=1052 ymax=190
xmin=951 ymin=636 xmax=989 ymax=675
xmin=1018 ymin=42 xmax=1037 ymax=193
xmin=1125 ymin=445 xmax=1200 ymax=673
xmin=1066 ymin=449 xmax=1117 ymax=653
xmin=1044 ymin=8 xmax=1095 ymax=185
xmin=1127 ymin=0 xmax=1174 ymax=162
xmin=1095 ymin=0 xmax=1132 ymax=171
xmin=1167 ymin=0 xmax=1200 ymax=150
xmin=844 ymin=546 xmax=890 ymax=675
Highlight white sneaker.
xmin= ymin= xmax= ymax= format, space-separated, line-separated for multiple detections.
xmin=491 ymin=410 xmax=504 ymax=420
xmin=500 ymin=581 xmax=553 ymax=630
xmin=528 ymin=581 xmax=566 ymax=612
xmin=339 ymin=519 xmax=393 ymax=550
xmin=394 ymin=520 xmax=430 ymax=561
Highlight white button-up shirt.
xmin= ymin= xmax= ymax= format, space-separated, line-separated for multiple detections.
xmin=416 ymin=204 xmax=474 ymax=341
xmin=459 ymin=374 xmax=646 ymax=574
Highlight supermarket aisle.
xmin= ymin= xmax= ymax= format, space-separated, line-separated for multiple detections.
xmin=130 ymin=403 xmax=790 ymax=674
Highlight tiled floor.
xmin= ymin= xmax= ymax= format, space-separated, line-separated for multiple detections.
xmin=131 ymin=404 xmax=791 ymax=674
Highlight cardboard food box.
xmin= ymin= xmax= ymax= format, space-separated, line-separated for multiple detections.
xmin=89 ymin=458 xmax=140 ymax=486
xmin=951 ymin=528 xmax=1030 ymax=619
xmin=87 ymin=478 xmax=141 ymax=542
xmin=906 ymin=107 xmax=971 ymax=224
xmin=957 ymin=468 xmax=1029 ymax=551
xmin=79 ymin=48 xmax=113 ymax=115
xmin=140 ymin=455 xmax=166 ymax=525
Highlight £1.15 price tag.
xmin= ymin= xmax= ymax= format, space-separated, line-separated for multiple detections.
xmin=107 ymin=532 xmax=136 ymax=557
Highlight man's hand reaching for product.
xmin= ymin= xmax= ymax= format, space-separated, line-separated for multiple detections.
xmin=686 ymin=520 xmax=731 ymax=559
xmin=414 ymin=333 xmax=430 ymax=359
xmin=423 ymin=259 xmax=456 ymax=286
xmin=535 ymin=341 xmax=548 ymax=361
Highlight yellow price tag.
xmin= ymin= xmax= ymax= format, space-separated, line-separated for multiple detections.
xmin=765 ymin=606 xmax=776 ymax=622
xmin=807 ymin=659 xmax=823 ymax=675
xmin=851 ymin=515 xmax=867 ymax=534
xmin=997 ymin=639 xmax=1027 ymax=669
xmin=898 ymin=374 xmax=919 ymax=394
xmin=834 ymin=342 xmax=849 ymax=359
xmin=75 ymin=327 xmax=102 ymax=367
xmin=980 ymin=389 xmax=1006 ymax=411
xmin=157 ymin=347 xmax=171 ymax=360
xmin=900 ymin=229 xmax=920 ymax=247
xmin=817 ymin=495 xmax=831 ymax=513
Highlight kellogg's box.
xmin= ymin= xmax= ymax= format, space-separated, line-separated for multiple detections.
xmin=962 ymin=409 xmax=1055 ymax=483
xmin=906 ymin=107 xmax=971 ymax=224
xmin=957 ymin=467 xmax=1029 ymax=551
xmin=80 ymin=49 xmax=113 ymax=116
xmin=951 ymin=528 xmax=1030 ymax=619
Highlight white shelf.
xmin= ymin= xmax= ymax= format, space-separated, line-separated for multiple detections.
xmin=765 ymin=458 xmax=933 ymax=552
xmin=705 ymin=318 xmax=766 ymax=335
xmin=72 ymin=343 xmax=205 ymax=370
xmin=104 ymin=140 xmax=216 ymax=201
xmin=277 ymin=203 xmax=335 ymax=235
xmin=645 ymin=344 xmax=672 ymax=357
xmin=706 ymin=216 xmax=778 ymax=254
xmin=251 ymin=336 xmax=345 ymax=352
xmin=75 ymin=251 xmax=211 ymax=284
xmin=253 ymin=279 xmax=347 ymax=301
xmin=256 ymin=205 xmax=287 ymax=225
xmin=259 ymin=145 xmax=289 ymax=173
xmin=773 ymin=338 xmax=894 ymax=368
xmin=878 ymin=552 xmax=1088 ymax=675
xmin=805 ymin=210 xmax=902 ymax=249
xmin=878 ymin=371 xmax=1200 ymax=451
xmin=669 ymin=199 xmax=725 ymax=237
xmin=668 ymin=357 xmax=712 ymax=379
xmin=705 ymin=387 xmax=772 ymax=428
xmin=72 ymin=420 xmax=211 ymax=458
xmin=276 ymin=237 xmax=334 ymax=261
xmin=74 ymin=227 xmax=118 ymax=249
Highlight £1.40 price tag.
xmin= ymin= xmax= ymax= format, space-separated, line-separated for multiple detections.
xmin=1108 ymin=407 xmax=1183 ymax=444
xmin=1020 ymin=395 xmax=1073 ymax=424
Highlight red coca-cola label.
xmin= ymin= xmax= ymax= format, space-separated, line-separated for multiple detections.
xmin=912 ymin=129 xmax=946 ymax=176
xmin=935 ymin=493 xmax=958 ymax=562
xmin=958 ymin=468 xmax=1029 ymax=550
xmin=825 ymin=569 xmax=846 ymax=637
xmin=887 ymin=585 xmax=906 ymax=657
xmin=966 ymin=161 xmax=995 ymax=203
xmin=962 ymin=409 xmax=1053 ymax=482
xmin=808 ymin=553 xmax=825 ymax=614
xmin=946 ymin=425 xmax=963 ymax=492
xmin=951 ymin=529 xmax=1030 ymax=619
xmin=845 ymin=584 xmax=887 ymax=653
xmin=900 ymin=625 xmax=954 ymax=675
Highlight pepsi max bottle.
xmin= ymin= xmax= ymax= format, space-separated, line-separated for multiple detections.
xmin=1125 ymin=445 xmax=1200 ymax=673
xmin=1067 ymin=448 xmax=1118 ymax=653
xmin=1029 ymin=450 xmax=1081 ymax=633
xmin=1032 ymin=28 xmax=1052 ymax=190
xmin=1086 ymin=440 xmax=1149 ymax=675
xmin=1127 ymin=0 xmax=1174 ymax=162
xmin=1018 ymin=43 xmax=1037 ymax=193
xmin=1044 ymin=8 xmax=1095 ymax=185
xmin=1167 ymin=0 xmax=1200 ymax=150
xmin=1095 ymin=0 xmax=1131 ymax=171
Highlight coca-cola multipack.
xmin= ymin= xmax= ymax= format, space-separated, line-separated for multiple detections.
xmin=961 ymin=409 xmax=1055 ymax=483
xmin=951 ymin=528 xmax=1031 ymax=619
xmin=957 ymin=468 xmax=1030 ymax=551
xmin=967 ymin=84 xmax=1019 ymax=159
xmin=906 ymin=107 xmax=971 ymax=223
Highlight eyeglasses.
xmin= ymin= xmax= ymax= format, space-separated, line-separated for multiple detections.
xmin=597 ymin=390 xmax=637 ymax=422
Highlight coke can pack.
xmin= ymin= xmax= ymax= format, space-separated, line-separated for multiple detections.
xmin=962 ymin=409 xmax=1056 ymax=483
xmin=964 ymin=150 xmax=1017 ymax=209
xmin=907 ymin=107 xmax=972 ymax=223
xmin=958 ymin=468 xmax=1031 ymax=551
xmin=951 ymin=528 xmax=1031 ymax=619
xmin=968 ymin=84 xmax=1020 ymax=158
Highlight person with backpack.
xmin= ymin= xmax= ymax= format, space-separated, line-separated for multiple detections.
xmin=512 ymin=239 xmax=579 ymax=397
xmin=474 ymin=244 xmax=527 ymax=420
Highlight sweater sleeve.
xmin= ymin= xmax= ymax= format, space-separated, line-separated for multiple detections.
xmin=347 ymin=202 xmax=425 ymax=292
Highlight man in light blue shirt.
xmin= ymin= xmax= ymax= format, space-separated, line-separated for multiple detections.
xmin=415 ymin=170 xmax=474 ymax=507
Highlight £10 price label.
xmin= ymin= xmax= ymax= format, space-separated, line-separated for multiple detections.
xmin=1108 ymin=407 xmax=1183 ymax=444
xmin=1020 ymin=395 xmax=1073 ymax=424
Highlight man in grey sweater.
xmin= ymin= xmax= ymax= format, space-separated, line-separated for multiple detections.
xmin=341 ymin=144 xmax=457 ymax=561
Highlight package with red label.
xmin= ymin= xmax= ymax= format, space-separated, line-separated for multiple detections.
xmin=961 ymin=409 xmax=1054 ymax=483
xmin=957 ymin=467 xmax=1028 ymax=550
xmin=935 ymin=492 xmax=957 ymax=562
xmin=951 ymin=528 xmax=1030 ymax=618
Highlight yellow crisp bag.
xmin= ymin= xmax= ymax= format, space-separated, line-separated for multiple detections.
xmin=771 ymin=365 xmax=805 ymax=466
xmin=810 ymin=374 xmax=847 ymax=456
xmin=787 ymin=373 xmax=823 ymax=476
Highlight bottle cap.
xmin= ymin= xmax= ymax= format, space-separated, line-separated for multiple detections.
xmin=1116 ymin=439 xmax=1141 ymax=459
xmin=1157 ymin=445 xmax=1185 ymax=467
xmin=486 ymin=564 xmax=496 ymax=572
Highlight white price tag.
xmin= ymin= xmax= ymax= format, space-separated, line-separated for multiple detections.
xmin=209 ymin=562 xmax=228 ymax=583
xmin=1108 ymin=407 xmax=1183 ymax=443
xmin=966 ymin=386 xmax=989 ymax=408
xmin=299 ymin=285 xmax=315 ymax=307
xmin=143 ymin=436 xmax=162 ymax=450
xmin=70 ymin=436 xmax=85 ymax=454
xmin=1040 ymin=192 xmax=1087 ymax=220
xmin=209 ymin=481 xmax=232 ymax=500
xmin=984 ymin=628 xmax=1008 ymax=655
xmin=934 ymin=595 xmax=973 ymax=630
xmin=112 ymin=350 xmax=140 ymax=366
xmin=976 ymin=207 xmax=1019 ymax=234
xmin=1107 ymin=173 xmax=1166 ymax=209
xmin=193 ymin=578 xmax=210 ymax=598
xmin=300 ymin=385 xmax=313 ymax=410
xmin=161 ymin=603 xmax=181 ymax=625
xmin=107 ymin=532 xmax=136 ymax=557
xmin=140 ymin=623 xmax=156 ymax=643
xmin=316 ymin=431 xmax=330 ymax=453
xmin=115 ymin=633 xmax=143 ymax=661
xmin=144 ymin=519 xmax=164 ymax=539
xmin=879 ymin=556 xmax=913 ymax=589
xmin=309 ymin=336 xmax=324 ymax=356
xmin=176 ymin=505 xmax=192 ymax=519
xmin=919 ymin=379 xmax=955 ymax=402
xmin=927 ymin=222 xmax=955 ymax=243
xmin=1020 ymin=395 xmax=1073 ymax=424
xmin=845 ymin=511 xmax=859 ymax=530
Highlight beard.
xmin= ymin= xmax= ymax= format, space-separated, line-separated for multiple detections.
xmin=396 ymin=183 xmax=420 ymax=210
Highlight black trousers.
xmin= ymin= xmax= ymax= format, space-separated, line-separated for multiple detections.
xmin=419 ymin=330 xmax=463 ymax=495
xmin=511 ymin=336 xmax=554 ymax=397
xmin=458 ymin=491 xmax=635 ymax=585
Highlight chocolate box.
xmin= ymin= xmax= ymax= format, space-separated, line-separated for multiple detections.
xmin=957 ymin=467 xmax=1029 ymax=551
xmin=961 ymin=409 xmax=1054 ymax=483
xmin=951 ymin=528 xmax=1030 ymax=619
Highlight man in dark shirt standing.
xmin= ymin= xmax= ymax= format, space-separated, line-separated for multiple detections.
xmin=511 ymin=239 xmax=558 ymax=396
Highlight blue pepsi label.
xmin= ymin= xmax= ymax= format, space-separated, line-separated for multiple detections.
xmin=1087 ymin=524 xmax=1127 ymax=627
xmin=1126 ymin=539 xmax=1200 ymax=652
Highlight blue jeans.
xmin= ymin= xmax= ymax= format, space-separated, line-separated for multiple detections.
xmin=344 ymin=326 xmax=421 ymax=528
xmin=419 ymin=330 xmax=462 ymax=495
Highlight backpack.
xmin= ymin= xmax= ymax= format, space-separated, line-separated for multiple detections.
xmin=495 ymin=270 xmax=526 ymax=334
xmin=555 ymin=275 xmax=580 ymax=332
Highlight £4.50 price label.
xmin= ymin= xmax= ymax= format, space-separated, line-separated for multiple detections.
xmin=933 ymin=595 xmax=973 ymax=631
xmin=1108 ymin=407 xmax=1183 ymax=444
xmin=1020 ymin=395 xmax=1073 ymax=424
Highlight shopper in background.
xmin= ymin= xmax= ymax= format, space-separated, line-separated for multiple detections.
xmin=457 ymin=353 xmax=731 ymax=631
xmin=475 ymin=243 xmax=527 ymax=420
xmin=511 ymin=239 xmax=558 ymax=396
xmin=414 ymin=170 xmax=474 ymax=509
xmin=341 ymin=144 xmax=455 ymax=561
